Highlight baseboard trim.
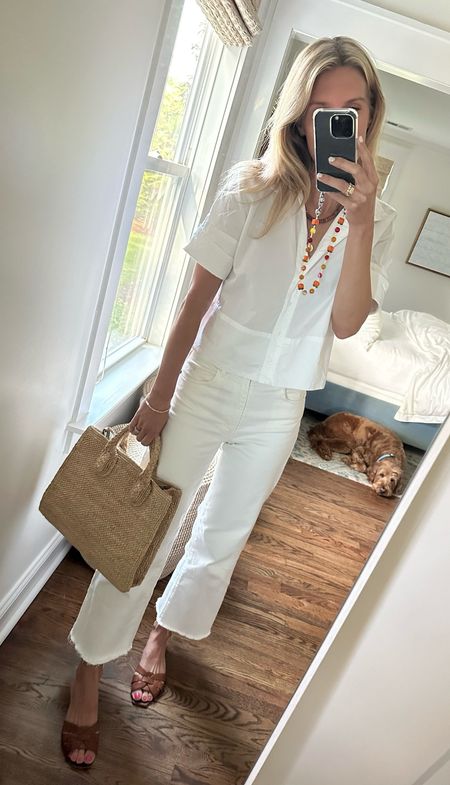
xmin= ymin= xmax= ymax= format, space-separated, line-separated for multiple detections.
xmin=0 ymin=532 xmax=71 ymax=646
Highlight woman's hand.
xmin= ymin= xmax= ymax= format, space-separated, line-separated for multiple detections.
xmin=128 ymin=396 xmax=170 ymax=448
xmin=317 ymin=137 xmax=379 ymax=229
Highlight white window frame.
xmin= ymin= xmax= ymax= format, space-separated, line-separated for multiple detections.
xmin=64 ymin=1 xmax=252 ymax=451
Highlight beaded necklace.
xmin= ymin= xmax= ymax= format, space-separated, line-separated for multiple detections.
xmin=297 ymin=191 xmax=346 ymax=295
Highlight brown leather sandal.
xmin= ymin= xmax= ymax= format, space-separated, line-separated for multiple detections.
xmin=130 ymin=665 xmax=166 ymax=707
xmin=61 ymin=719 xmax=99 ymax=767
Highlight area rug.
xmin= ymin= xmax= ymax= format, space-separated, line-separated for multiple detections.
xmin=291 ymin=410 xmax=424 ymax=497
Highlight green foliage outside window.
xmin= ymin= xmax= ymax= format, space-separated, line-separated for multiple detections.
xmin=109 ymin=78 xmax=189 ymax=340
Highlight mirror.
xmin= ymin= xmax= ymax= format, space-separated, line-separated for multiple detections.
xmin=236 ymin=32 xmax=450 ymax=779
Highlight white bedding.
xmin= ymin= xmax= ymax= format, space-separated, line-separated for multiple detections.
xmin=328 ymin=309 xmax=450 ymax=424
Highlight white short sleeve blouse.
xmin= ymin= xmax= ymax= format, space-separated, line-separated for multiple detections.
xmin=183 ymin=185 xmax=396 ymax=390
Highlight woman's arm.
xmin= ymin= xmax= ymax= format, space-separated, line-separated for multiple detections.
xmin=317 ymin=137 xmax=380 ymax=339
xmin=128 ymin=263 xmax=222 ymax=446
xmin=330 ymin=223 xmax=374 ymax=339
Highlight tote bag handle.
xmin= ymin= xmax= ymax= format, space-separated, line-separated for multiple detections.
xmin=95 ymin=425 xmax=162 ymax=507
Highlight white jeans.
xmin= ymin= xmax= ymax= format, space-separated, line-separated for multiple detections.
xmin=68 ymin=352 xmax=306 ymax=664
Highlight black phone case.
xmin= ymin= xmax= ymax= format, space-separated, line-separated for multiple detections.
xmin=313 ymin=109 xmax=357 ymax=193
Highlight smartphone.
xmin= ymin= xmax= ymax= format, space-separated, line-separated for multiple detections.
xmin=313 ymin=108 xmax=358 ymax=193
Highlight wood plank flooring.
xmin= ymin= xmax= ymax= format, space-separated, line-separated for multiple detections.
xmin=0 ymin=458 xmax=398 ymax=784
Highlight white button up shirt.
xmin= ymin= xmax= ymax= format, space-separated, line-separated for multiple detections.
xmin=183 ymin=186 xmax=396 ymax=390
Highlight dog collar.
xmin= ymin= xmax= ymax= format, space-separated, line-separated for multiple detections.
xmin=376 ymin=452 xmax=396 ymax=463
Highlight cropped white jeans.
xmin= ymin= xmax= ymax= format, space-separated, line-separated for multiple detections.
xmin=68 ymin=351 xmax=306 ymax=665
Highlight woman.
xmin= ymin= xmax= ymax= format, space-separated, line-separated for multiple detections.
xmin=61 ymin=35 xmax=396 ymax=766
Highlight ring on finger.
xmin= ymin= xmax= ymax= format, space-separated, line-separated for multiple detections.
xmin=345 ymin=182 xmax=355 ymax=197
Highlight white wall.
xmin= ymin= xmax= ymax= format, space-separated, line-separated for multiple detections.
xmin=379 ymin=136 xmax=450 ymax=321
xmin=250 ymin=426 xmax=450 ymax=785
xmin=0 ymin=1 xmax=165 ymax=629
xmin=364 ymin=0 xmax=450 ymax=33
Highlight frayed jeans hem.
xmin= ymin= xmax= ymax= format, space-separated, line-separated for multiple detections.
xmin=66 ymin=629 xmax=134 ymax=666
xmin=155 ymin=614 xmax=211 ymax=641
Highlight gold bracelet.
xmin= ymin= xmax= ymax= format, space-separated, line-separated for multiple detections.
xmin=144 ymin=397 xmax=170 ymax=414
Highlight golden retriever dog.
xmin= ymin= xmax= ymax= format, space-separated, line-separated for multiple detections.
xmin=308 ymin=412 xmax=406 ymax=496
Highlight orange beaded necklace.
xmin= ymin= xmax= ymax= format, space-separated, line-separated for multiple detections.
xmin=297 ymin=191 xmax=346 ymax=295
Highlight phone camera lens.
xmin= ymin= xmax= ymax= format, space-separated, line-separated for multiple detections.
xmin=331 ymin=114 xmax=354 ymax=138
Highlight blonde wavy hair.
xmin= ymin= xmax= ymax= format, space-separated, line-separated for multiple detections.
xmin=220 ymin=36 xmax=385 ymax=237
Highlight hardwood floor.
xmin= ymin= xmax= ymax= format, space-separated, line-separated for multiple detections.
xmin=0 ymin=458 xmax=398 ymax=784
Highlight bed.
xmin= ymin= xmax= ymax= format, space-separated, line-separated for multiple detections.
xmin=306 ymin=309 xmax=450 ymax=450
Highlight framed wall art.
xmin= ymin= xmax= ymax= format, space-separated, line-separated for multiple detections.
xmin=406 ymin=208 xmax=450 ymax=278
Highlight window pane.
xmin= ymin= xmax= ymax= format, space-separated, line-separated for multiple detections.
xmin=102 ymin=171 xmax=180 ymax=361
xmin=99 ymin=0 xmax=208 ymax=376
xmin=149 ymin=0 xmax=207 ymax=162
xmin=147 ymin=215 xmax=190 ymax=347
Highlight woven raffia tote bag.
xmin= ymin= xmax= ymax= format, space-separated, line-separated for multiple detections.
xmin=38 ymin=424 xmax=182 ymax=592
xmin=103 ymin=422 xmax=217 ymax=580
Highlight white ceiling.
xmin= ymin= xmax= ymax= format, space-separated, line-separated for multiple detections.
xmin=362 ymin=0 xmax=450 ymax=34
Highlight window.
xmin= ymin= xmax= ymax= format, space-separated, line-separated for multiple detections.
xmin=67 ymin=0 xmax=246 ymax=442
xmin=98 ymin=0 xmax=208 ymax=377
